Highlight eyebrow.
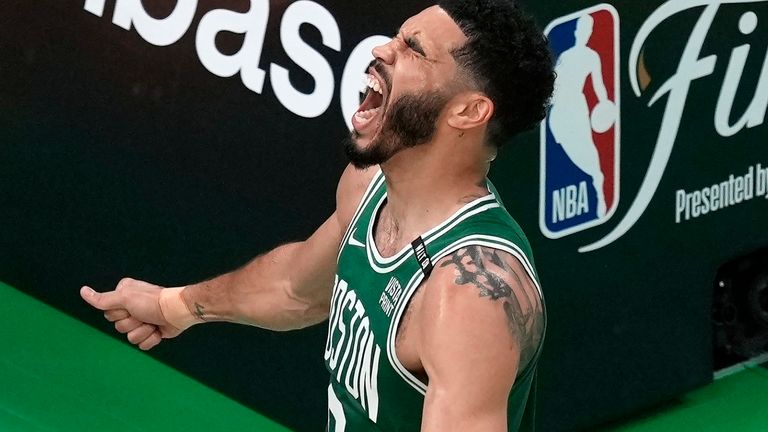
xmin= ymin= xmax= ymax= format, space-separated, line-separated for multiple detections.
xmin=394 ymin=27 xmax=428 ymax=57
xmin=406 ymin=36 xmax=427 ymax=56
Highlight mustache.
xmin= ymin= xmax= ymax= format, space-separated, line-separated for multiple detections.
xmin=368 ymin=60 xmax=392 ymax=92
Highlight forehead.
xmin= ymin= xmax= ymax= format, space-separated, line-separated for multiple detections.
xmin=400 ymin=5 xmax=467 ymax=56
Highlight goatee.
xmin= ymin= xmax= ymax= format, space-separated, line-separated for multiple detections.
xmin=344 ymin=90 xmax=448 ymax=169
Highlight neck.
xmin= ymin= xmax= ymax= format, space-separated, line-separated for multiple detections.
xmin=378 ymin=132 xmax=492 ymax=238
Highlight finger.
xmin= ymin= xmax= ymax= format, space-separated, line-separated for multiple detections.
xmin=104 ymin=309 xmax=130 ymax=322
xmin=127 ymin=324 xmax=157 ymax=345
xmin=80 ymin=286 xmax=124 ymax=311
xmin=114 ymin=317 xmax=144 ymax=334
xmin=138 ymin=330 xmax=162 ymax=351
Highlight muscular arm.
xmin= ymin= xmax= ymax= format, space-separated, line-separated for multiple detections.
xmin=179 ymin=213 xmax=343 ymax=331
xmin=419 ymin=246 xmax=544 ymax=431
xmin=81 ymin=165 xmax=377 ymax=346
xmin=180 ymin=164 xmax=376 ymax=331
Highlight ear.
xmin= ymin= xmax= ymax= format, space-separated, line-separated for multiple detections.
xmin=446 ymin=92 xmax=494 ymax=131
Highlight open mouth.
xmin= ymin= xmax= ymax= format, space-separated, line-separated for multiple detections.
xmin=352 ymin=71 xmax=387 ymax=134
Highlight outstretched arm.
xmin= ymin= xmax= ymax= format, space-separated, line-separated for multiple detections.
xmin=80 ymin=165 xmax=377 ymax=349
xmin=418 ymin=246 xmax=544 ymax=431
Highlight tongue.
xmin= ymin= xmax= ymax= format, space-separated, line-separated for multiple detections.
xmin=352 ymin=88 xmax=384 ymax=131
xmin=358 ymin=87 xmax=383 ymax=112
xmin=352 ymin=107 xmax=381 ymax=131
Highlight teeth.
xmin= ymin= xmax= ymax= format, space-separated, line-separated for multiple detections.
xmin=354 ymin=106 xmax=381 ymax=120
xmin=365 ymin=74 xmax=384 ymax=95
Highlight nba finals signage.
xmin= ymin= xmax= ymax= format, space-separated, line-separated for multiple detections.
xmin=541 ymin=0 xmax=768 ymax=252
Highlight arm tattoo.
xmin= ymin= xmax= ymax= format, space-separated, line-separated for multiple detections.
xmin=193 ymin=302 xmax=207 ymax=321
xmin=440 ymin=246 xmax=544 ymax=369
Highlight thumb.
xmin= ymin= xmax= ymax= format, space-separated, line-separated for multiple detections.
xmin=80 ymin=286 xmax=123 ymax=311
xmin=158 ymin=324 xmax=183 ymax=339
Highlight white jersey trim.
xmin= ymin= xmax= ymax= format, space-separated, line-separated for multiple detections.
xmin=386 ymin=269 xmax=428 ymax=395
xmin=365 ymin=197 xmax=500 ymax=273
xmin=337 ymin=169 xmax=385 ymax=262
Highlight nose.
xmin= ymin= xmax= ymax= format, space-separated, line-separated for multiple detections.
xmin=371 ymin=38 xmax=399 ymax=65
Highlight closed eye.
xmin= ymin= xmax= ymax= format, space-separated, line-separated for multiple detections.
xmin=405 ymin=36 xmax=427 ymax=57
xmin=393 ymin=26 xmax=428 ymax=58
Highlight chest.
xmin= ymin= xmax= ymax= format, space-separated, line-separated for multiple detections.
xmin=369 ymin=212 xmax=426 ymax=376
xmin=324 ymin=243 xmax=430 ymax=429
xmin=372 ymin=209 xmax=410 ymax=257
xmin=325 ymin=258 xmax=426 ymax=379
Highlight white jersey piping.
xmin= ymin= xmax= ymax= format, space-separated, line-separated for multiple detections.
xmin=385 ymin=234 xmax=543 ymax=395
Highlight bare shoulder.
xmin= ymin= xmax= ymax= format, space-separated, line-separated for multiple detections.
xmin=335 ymin=164 xmax=379 ymax=228
xmin=422 ymin=245 xmax=545 ymax=372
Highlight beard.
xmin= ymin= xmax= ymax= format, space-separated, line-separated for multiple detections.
xmin=344 ymin=89 xmax=449 ymax=169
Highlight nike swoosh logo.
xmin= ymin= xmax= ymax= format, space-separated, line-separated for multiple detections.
xmin=348 ymin=228 xmax=365 ymax=248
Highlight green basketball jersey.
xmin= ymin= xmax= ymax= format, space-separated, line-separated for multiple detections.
xmin=324 ymin=169 xmax=545 ymax=431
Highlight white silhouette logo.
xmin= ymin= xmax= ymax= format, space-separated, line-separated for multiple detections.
xmin=540 ymin=4 xmax=621 ymax=240
xmin=549 ymin=14 xmax=616 ymax=218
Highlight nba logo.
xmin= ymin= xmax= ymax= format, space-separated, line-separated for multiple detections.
xmin=540 ymin=4 xmax=620 ymax=239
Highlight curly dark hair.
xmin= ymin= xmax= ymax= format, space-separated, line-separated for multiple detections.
xmin=438 ymin=0 xmax=555 ymax=147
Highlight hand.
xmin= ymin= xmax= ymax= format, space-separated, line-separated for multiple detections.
xmin=80 ymin=278 xmax=183 ymax=350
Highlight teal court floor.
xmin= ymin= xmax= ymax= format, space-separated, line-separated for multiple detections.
xmin=2 ymin=281 xmax=768 ymax=431
xmin=0 ymin=282 xmax=290 ymax=432
xmin=596 ymin=360 xmax=768 ymax=431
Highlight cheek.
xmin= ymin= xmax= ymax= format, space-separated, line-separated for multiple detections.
xmin=396 ymin=69 xmax=441 ymax=93
xmin=416 ymin=75 xmax=431 ymax=90
xmin=395 ymin=62 xmax=428 ymax=86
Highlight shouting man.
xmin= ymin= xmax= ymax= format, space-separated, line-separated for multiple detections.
xmin=81 ymin=0 xmax=555 ymax=430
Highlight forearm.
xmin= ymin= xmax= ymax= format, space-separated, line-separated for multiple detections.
xmin=84 ymin=175 xmax=358 ymax=347
xmin=180 ymin=242 xmax=332 ymax=331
